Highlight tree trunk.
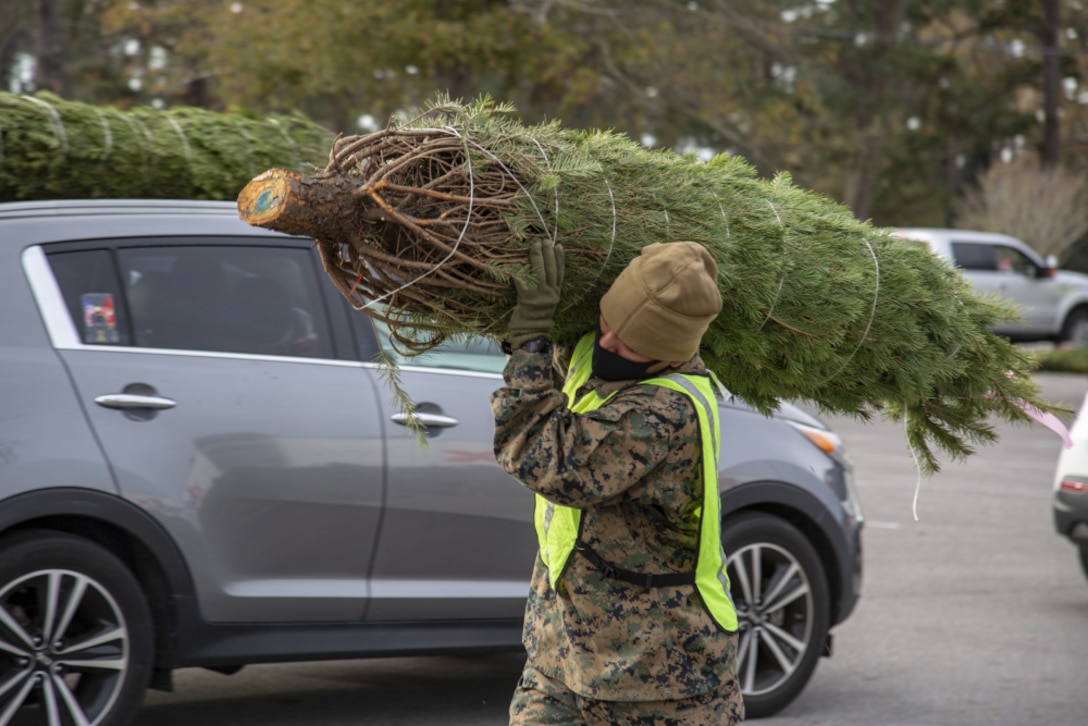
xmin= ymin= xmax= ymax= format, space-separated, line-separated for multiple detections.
xmin=238 ymin=168 xmax=390 ymax=302
xmin=236 ymin=168 xmax=374 ymax=240
xmin=34 ymin=0 xmax=64 ymax=93
xmin=842 ymin=122 xmax=885 ymax=221
xmin=838 ymin=0 xmax=909 ymax=220
xmin=0 ymin=1 xmax=28 ymax=93
xmin=1041 ymin=0 xmax=1061 ymax=168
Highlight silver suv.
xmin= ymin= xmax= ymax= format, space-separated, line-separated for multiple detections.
xmin=895 ymin=227 xmax=1088 ymax=345
xmin=0 ymin=199 xmax=862 ymax=724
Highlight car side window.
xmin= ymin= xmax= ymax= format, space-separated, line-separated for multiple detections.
xmin=365 ymin=317 xmax=506 ymax=373
xmin=117 ymin=245 xmax=335 ymax=358
xmin=993 ymin=245 xmax=1036 ymax=275
xmin=48 ymin=249 xmax=131 ymax=346
xmin=950 ymin=242 xmax=996 ymax=271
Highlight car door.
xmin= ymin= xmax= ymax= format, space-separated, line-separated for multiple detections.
xmin=33 ymin=238 xmax=385 ymax=623
xmin=951 ymin=239 xmax=1054 ymax=335
xmin=355 ymin=320 xmax=538 ymax=621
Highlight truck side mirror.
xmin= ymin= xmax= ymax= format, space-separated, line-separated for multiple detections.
xmin=1040 ymin=254 xmax=1059 ymax=278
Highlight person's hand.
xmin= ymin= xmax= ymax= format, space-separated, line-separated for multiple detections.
xmin=508 ymin=239 xmax=564 ymax=347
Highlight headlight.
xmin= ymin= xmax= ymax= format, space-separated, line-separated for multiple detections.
xmin=786 ymin=419 xmax=844 ymax=458
xmin=786 ymin=420 xmax=863 ymax=522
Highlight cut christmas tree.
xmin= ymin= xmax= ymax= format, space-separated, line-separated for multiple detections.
xmin=238 ymin=95 xmax=1056 ymax=473
xmin=0 ymin=91 xmax=333 ymax=201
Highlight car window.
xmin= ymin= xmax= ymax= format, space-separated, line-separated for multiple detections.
xmin=366 ymin=317 xmax=506 ymax=373
xmin=47 ymin=244 xmax=336 ymax=358
xmin=48 ymin=249 xmax=131 ymax=346
xmin=950 ymin=242 xmax=997 ymax=271
xmin=992 ymin=245 xmax=1036 ymax=275
xmin=117 ymin=245 xmax=335 ymax=358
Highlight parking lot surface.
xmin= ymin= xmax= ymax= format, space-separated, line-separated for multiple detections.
xmin=134 ymin=372 xmax=1088 ymax=726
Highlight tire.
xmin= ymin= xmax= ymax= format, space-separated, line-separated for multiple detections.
xmin=1078 ymin=545 xmax=1088 ymax=583
xmin=0 ymin=530 xmax=153 ymax=726
xmin=722 ymin=512 xmax=830 ymax=720
xmin=1058 ymin=307 xmax=1088 ymax=347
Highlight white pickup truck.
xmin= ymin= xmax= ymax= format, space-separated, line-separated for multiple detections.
xmin=894 ymin=227 xmax=1088 ymax=346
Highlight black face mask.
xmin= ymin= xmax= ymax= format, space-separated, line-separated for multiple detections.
xmin=592 ymin=325 xmax=662 ymax=382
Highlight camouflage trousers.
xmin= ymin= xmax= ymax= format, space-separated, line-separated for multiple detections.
xmin=509 ymin=663 xmax=745 ymax=725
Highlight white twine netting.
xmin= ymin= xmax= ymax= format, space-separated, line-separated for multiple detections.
xmin=330 ymin=123 xmax=951 ymax=521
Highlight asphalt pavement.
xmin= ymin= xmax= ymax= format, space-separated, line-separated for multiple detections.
xmin=133 ymin=371 xmax=1088 ymax=726
xmin=761 ymin=370 xmax=1088 ymax=725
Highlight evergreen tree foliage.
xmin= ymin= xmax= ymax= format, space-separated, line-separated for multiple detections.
xmin=241 ymin=95 xmax=1052 ymax=473
xmin=0 ymin=91 xmax=333 ymax=201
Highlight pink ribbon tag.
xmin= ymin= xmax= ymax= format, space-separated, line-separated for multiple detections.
xmin=986 ymin=371 xmax=1073 ymax=448
xmin=1019 ymin=402 xmax=1074 ymax=449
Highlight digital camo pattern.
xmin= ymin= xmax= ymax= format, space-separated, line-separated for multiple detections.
xmin=510 ymin=662 xmax=744 ymax=725
xmin=491 ymin=347 xmax=740 ymax=704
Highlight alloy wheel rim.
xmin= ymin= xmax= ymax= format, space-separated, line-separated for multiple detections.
xmin=1071 ymin=318 xmax=1088 ymax=347
xmin=0 ymin=569 xmax=129 ymax=726
xmin=726 ymin=542 xmax=814 ymax=697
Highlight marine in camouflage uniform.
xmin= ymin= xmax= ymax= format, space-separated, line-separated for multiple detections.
xmin=491 ymin=240 xmax=744 ymax=725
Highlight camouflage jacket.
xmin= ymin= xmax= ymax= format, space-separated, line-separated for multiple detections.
xmin=490 ymin=344 xmax=738 ymax=701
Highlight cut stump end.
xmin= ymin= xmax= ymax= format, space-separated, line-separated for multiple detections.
xmin=237 ymin=168 xmax=295 ymax=226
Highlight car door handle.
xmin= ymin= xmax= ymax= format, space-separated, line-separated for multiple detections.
xmin=94 ymin=393 xmax=178 ymax=410
xmin=390 ymin=412 xmax=459 ymax=428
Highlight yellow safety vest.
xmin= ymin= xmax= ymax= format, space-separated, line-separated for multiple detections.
xmin=533 ymin=333 xmax=738 ymax=632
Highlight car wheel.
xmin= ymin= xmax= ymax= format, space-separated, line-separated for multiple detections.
xmin=722 ymin=512 xmax=830 ymax=719
xmin=1059 ymin=307 xmax=1088 ymax=347
xmin=1079 ymin=545 xmax=1088 ymax=583
xmin=0 ymin=530 xmax=153 ymax=726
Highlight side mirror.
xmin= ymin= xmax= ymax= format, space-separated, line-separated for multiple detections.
xmin=1040 ymin=254 xmax=1059 ymax=278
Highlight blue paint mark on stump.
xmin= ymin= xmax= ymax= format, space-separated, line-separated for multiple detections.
xmin=255 ymin=190 xmax=275 ymax=213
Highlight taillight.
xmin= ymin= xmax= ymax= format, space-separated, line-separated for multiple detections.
xmin=1060 ymin=479 xmax=1088 ymax=493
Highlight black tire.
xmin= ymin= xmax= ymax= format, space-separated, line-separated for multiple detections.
xmin=722 ymin=512 xmax=831 ymax=720
xmin=1059 ymin=307 xmax=1088 ymax=347
xmin=0 ymin=530 xmax=153 ymax=726
xmin=1078 ymin=545 xmax=1088 ymax=583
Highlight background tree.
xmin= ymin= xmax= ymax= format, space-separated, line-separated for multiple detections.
xmin=94 ymin=0 xmax=560 ymax=130
xmin=96 ymin=0 xmax=234 ymax=108
xmin=507 ymin=1 xmax=1049 ymax=225
xmin=8 ymin=0 xmax=1088 ymax=236
xmin=3 ymin=0 xmax=145 ymax=103
xmin=0 ymin=0 xmax=34 ymax=93
xmin=955 ymin=154 xmax=1088 ymax=260
xmin=35 ymin=0 xmax=66 ymax=93
xmin=864 ymin=2 xmax=1041 ymax=225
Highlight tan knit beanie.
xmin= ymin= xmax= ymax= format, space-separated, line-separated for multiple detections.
xmin=600 ymin=241 xmax=722 ymax=361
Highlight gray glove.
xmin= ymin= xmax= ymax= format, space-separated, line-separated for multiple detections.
xmin=508 ymin=239 xmax=565 ymax=348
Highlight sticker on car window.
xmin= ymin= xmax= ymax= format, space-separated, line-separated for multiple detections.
xmin=81 ymin=293 xmax=120 ymax=344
